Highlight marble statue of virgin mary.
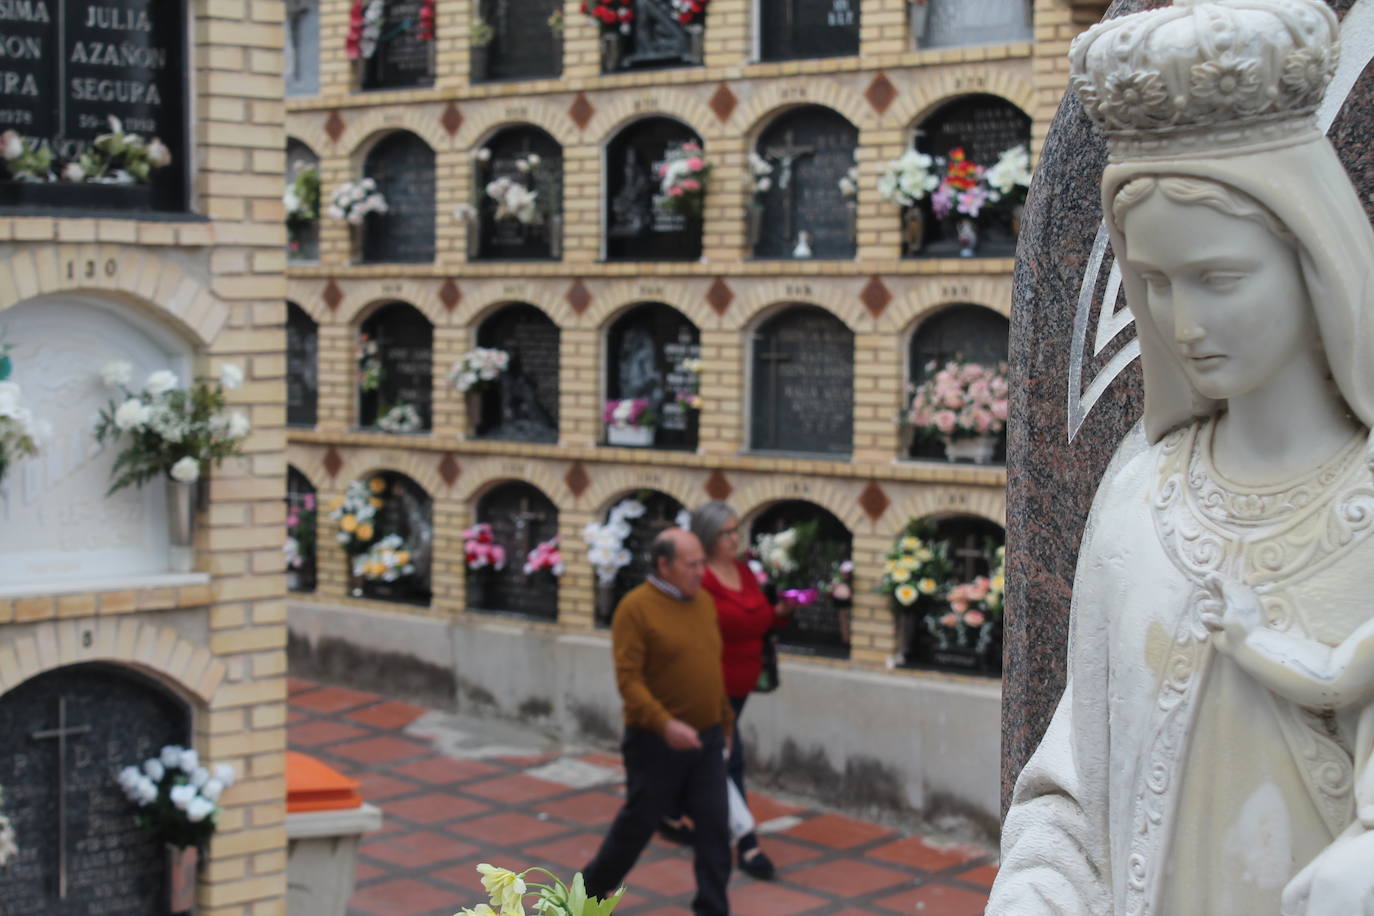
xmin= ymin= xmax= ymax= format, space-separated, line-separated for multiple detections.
xmin=988 ymin=1 xmax=1374 ymax=914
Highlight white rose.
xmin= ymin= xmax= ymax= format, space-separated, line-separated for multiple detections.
xmin=214 ymin=763 xmax=236 ymax=786
xmin=1 ymin=130 xmax=21 ymax=160
xmin=0 ymin=381 xmax=21 ymax=418
xmin=146 ymin=137 xmax=172 ymax=168
xmin=136 ymin=778 xmax=159 ymax=805
xmin=217 ymin=363 xmax=244 ymax=390
xmin=101 ymin=360 xmax=133 ymax=387
xmin=227 ymin=411 xmax=251 ymax=439
xmin=114 ymin=398 xmax=147 ymax=431
xmin=170 ymin=456 xmax=200 ymax=483
xmin=475 ymin=147 xmax=492 ymax=162
xmin=117 ymin=765 xmax=142 ymax=793
xmin=179 ymin=748 xmax=199 ymax=773
xmin=144 ymin=370 xmax=178 ymax=395
xmin=186 ymin=797 xmax=216 ymax=822
xmin=62 ymin=161 xmax=86 ymax=182
xmin=144 ymin=758 xmax=165 ymax=782
xmin=169 ymin=784 xmax=196 ymax=810
xmin=191 ymin=766 xmax=210 ymax=788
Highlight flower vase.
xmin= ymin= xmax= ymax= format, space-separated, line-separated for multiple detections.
xmin=687 ymin=23 xmax=705 ymax=63
xmin=942 ymin=434 xmax=998 ymax=464
xmin=902 ymin=207 xmax=925 ymax=257
xmin=465 ymin=389 xmax=483 ymax=438
xmin=465 ymin=211 xmax=481 ymax=259
xmin=166 ymin=843 xmax=198 ymax=914
xmin=600 ymin=32 xmax=622 ymax=73
xmin=550 ymin=212 xmax=564 ymax=260
xmin=167 ymin=479 xmax=197 ymax=573
xmin=746 ymin=204 xmax=765 ymax=249
xmin=898 ymin=423 xmax=916 ymax=458
xmin=909 ymin=0 xmax=929 ymax=43
xmin=348 ymin=222 xmax=363 ymax=262
xmin=894 ymin=607 xmax=919 ymax=664
xmin=956 ymin=218 xmax=978 ymax=257
xmin=607 ymin=424 xmax=654 ymax=447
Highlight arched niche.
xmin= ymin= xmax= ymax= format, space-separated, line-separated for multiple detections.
xmin=468 ymin=481 xmax=559 ymax=620
xmin=471 ymin=0 xmax=562 ymax=83
xmin=605 ymin=118 xmax=704 ymax=262
xmin=286 ymin=301 xmax=319 ymax=428
xmin=0 ymin=294 xmax=191 ymax=587
xmin=907 ymin=94 xmax=1031 ymax=259
xmin=362 ymin=132 xmax=436 ymax=264
xmin=0 ymin=663 xmax=191 ymax=911
xmin=357 ymin=302 xmax=433 ymax=433
xmin=472 ymin=126 xmax=564 ymax=261
xmin=286 ymin=140 xmax=321 ymax=261
xmin=359 ymin=1 xmax=435 ymax=90
xmin=286 ymin=465 xmax=318 ymax=593
xmin=604 ymin=303 xmax=700 ymax=452
xmin=899 ymin=514 xmax=1005 ymax=677
xmin=473 ymin=304 xmax=560 ymax=443
xmin=357 ymin=470 xmax=433 ymax=605
xmin=749 ymin=500 xmax=853 ymax=658
xmin=286 ymin=0 xmax=321 ymax=95
xmin=906 ymin=304 xmax=1009 ymax=462
xmin=750 ymin=305 xmax=852 ymax=457
xmin=751 ymin=106 xmax=859 ymax=260
xmin=594 ymin=489 xmax=686 ymax=627
xmin=913 ymin=0 xmax=1031 ymax=50
xmin=759 ymin=0 xmax=859 ymax=61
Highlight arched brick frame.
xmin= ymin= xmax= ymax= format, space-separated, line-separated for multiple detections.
xmin=0 ymin=619 xmax=228 ymax=706
xmin=331 ymin=451 xmax=449 ymax=497
xmin=458 ymin=460 xmax=570 ymax=505
xmin=737 ymin=93 xmax=878 ymax=139
xmin=284 ymin=111 xmax=337 ymax=154
xmin=882 ymin=276 xmax=1014 ymax=333
xmin=340 ymin=112 xmax=453 ymax=159
xmin=884 ymin=75 xmax=1038 ymax=138
xmin=287 ymin=461 xmax=321 ymax=495
xmin=732 ymin=286 xmax=871 ymax=333
xmin=0 ymin=245 xmax=229 ymax=347
xmin=581 ymin=475 xmax=699 ymax=519
xmin=285 ymin=444 xmax=340 ymax=492
xmin=586 ymin=284 xmax=717 ymax=333
xmin=459 ymin=111 xmax=581 ymax=152
xmin=339 ymin=287 xmax=449 ymax=328
xmin=287 ymin=135 xmax=320 ymax=165
xmin=888 ymin=488 xmax=1008 ymax=532
xmin=466 ymin=296 xmax=573 ymax=334
xmin=585 ymin=100 xmax=718 ymax=147
xmin=286 ymin=279 xmax=336 ymax=325
xmin=729 ymin=478 xmax=869 ymax=535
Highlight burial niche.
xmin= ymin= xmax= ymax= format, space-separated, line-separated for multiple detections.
xmin=759 ymin=0 xmax=858 ymax=61
xmin=468 ymin=481 xmax=560 ymax=620
xmin=906 ymin=304 xmax=1009 ymax=461
xmin=751 ymin=500 xmax=853 ymax=658
xmin=605 ymin=303 xmax=701 ymax=452
xmin=358 ymin=302 xmax=433 ymax=433
xmin=605 ymin=118 xmax=704 ymax=262
xmin=751 ymin=305 xmax=853 ymax=456
xmin=0 ymin=663 xmax=191 ymax=914
xmin=915 ymin=0 xmax=1031 ymax=50
xmin=605 ymin=0 xmax=705 ymax=72
xmin=286 ymin=140 xmax=321 ymax=261
xmin=594 ymin=489 xmax=686 ymax=627
xmin=909 ymin=94 xmax=1031 ymax=258
xmin=362 ymin=131 xmax=437 ymax=264
xmin=472 ymin=304 xmax=560 ymax=443
xmin=286 ymin=0 xmax=321 ymax=95
xmin=473 ymin=127 xmax=564 ymax=261
xmin=287 ymin=465 xmax=318 ymax=593
xmin=752 ymin=107 xmax=859 ymax=260
xmin=360 ymin=0 xmax=436 ymax=90
xmin=901 ymin=515 xmax=1005 ymax=677
xmin=471 ymin=0 xmax=562 ymax=82
xmin=358 ymin=471 xmax=433 ymax=605
xmin=286 ymin=302 xmax=319 ymax=428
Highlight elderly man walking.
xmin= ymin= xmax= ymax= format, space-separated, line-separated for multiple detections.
xmin=582 ymin=527 xmax=734 ymax=916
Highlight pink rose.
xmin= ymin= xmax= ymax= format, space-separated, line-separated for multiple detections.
xmin=686 ymin=157 xmax=704 ymax=171
xmin=680 ymin=178 xmax=700 ymax=191
xmin=950 ymin=599 xmax=969 ymax=614
xmin=943 ymin=393 xmax=964 ymax=409
xmin=831 ymin=583 xmax=851 ymax=601
xmin=939 ymin=613 xmax=959 ymax=628
xmin=964 ymin=610 xmax=986 ymax=627
xmin=992 ymin=399 xmax=1009 ymax=421
xmin=668 ymin=186 xmax=685 ymax=197
xmin=934 ymin=410 xmax=957 ymax=434
xmin=974 ymin=410 xmax=992 ymax=433
xmin=303 ymin=494 xmax=316 ymax=511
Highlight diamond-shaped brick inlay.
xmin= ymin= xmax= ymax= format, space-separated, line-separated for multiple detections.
xmin=705 ymin=469 xmax=732 ymax=501
xmin=709 ymin=83 xmax=738 ymax=123
xmin=439 ymin=278 xmax=462 ymax=311
xmin=858 ymin=479 xmax=890 ymax=521
xmin=706 ymin=277 xmax=733 ymax=315
xmin=568 ymin=92 xmax=595 ymax=130
xmin=322 ymin=278 xmax=344 ymax=312
xmin=438 ymin=453 xmax=460 ymax=487
xmin=861 ymin=276 xmax=891 ymax=317
xmin=865 ymin=72 xmax=898 ymax=115
xmin=564 ymin=461 xmax=590 ymax=498
xmin=323 ymin=446 xmax=343 ymax=479
xmin=441 ymin=101 xmax=464 ymax=136
xmin=324 ymin=109 xmax=346 ymax=143
xmin=565 ymin=279 xmax=591 ymax=314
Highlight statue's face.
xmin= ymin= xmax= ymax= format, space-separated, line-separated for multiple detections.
xmin=1121 ymin=190 xmax=1316 ymax=403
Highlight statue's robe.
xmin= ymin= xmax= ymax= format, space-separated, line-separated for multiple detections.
xmin=990 ymin=419 xmax=1374 ymax=915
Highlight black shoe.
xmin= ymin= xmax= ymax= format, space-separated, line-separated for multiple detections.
xmin=738 ymin=846 xmax=776 ymax=881
xmin=658 ymin=817 xmax=695 ymax=846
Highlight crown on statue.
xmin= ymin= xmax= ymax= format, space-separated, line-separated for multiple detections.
xmin=1069 ymin=0 xmax=1339 ymax=157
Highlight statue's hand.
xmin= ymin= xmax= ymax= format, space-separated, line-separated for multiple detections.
xmin=1199 ymin=573 xmax=1264 ymax=649
xmin=1282 ymin=828 xmax=1374 ymax=915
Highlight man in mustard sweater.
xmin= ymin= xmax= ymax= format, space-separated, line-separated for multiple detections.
xmin=582 ymin=527 xmax=735 ymax=916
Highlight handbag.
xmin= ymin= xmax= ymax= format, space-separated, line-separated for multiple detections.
xmin=754 ymin=629 xmax=780 ymax=694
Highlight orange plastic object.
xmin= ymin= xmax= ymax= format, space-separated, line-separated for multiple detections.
xmin=286 ymin=750 xmax=364 ymax=812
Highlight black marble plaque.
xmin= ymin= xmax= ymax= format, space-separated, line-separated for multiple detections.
xmin=597 ymin=489 xmax=684 ymax=627
xmin=359 ymin=302 xmax=432 ymax=431
xmin=286 ymin=139 xmax=320 ymax=261
xmin=0 ymin=663 xmax=191 ymax=915
xmin=362 ymin=0 xmax=434 ymax=89
xmin=475 ymin=126 xmax=562 ymax=261
xmin=287 ymin=464 xmax=318 ymax=593
xmin=361 ymin=472 xmax=432 ymax=604
xmin=751 ymin=305 xmax=852 ymax=455
xmin=362 ymin=131 xmax=436 ymax=264
xmin=285 ymin=0 xmax=320 ymax=95
xmin=475 ymin=0 xmax=560 ymax=82
xmin=907 ymin=304 xmax=1008 ymax=461
xmin=605 ymin=118 xmax=703 ymax=261
xmin=286 ymin=302 xmax=318 ymax=427
xmin=605 ymin=302 xmax=700 ymax=451
xmin=751 ymin=500 xmax=852 ymax=657
xmin=474 ymin=304 xmax=559 ymax=443
xmin=759 ymin=0 xmax=858 ymax=61
xmin=0 ymin=0 xmax=188 ymax=210
xmin=468 ymin=482 xmax=559 ymax=619
xmin=753 ymin=107 xmax=858 ymax=260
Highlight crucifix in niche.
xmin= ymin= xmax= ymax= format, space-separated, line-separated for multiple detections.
xmin=754 ymin=334 xmax=793 ymax=448
xmin=764 ymin=131 xmax=815 ymax=244
xmin=952 ymin=534 xmax=991 ymax=581
xmin=31 ymin=697 xmax=93 ymax=901
xmin=510 ymin=496 xmax=548 ymax=563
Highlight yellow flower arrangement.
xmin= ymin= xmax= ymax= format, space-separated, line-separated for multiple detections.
xmin=458 ymin=864 xmax=624 ymax=916
xmin=878 ymin=520 xmax=952 ymax=612
xmin=894 ymin=583 xmax=919 ymax=606
xmin=368 ymin=476 xmax=386 ymax=494
xmin=355 ymin=522 xmax=374 ymax=541
xmin=340 ymin=514 xmax=358 ymax=533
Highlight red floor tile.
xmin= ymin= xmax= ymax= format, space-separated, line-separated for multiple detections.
xmin=876 ymin=881 xmax=988 ymax=916
xmin=360 ymin=829 xmax=482 ymax=868
xmin=536 ymin=790 xmax=624 ymax=826
xmin=349 ymin=877 xmax=458 ymax=916
xmin=328 ymin=735 xmax=432 ymax=765
xmin=747 ymin=793 xmax=805 ymax=823
xmin=287 ymin=708 xmax=309 ymax=724
xmin=624 ymin=856 xmax=697 ymax=896
xmin=291 ymin=684 xmax=380 ymax=713
xmin=866 ymin=836 xmax=984 ymax=873
xmin=784 ymin=858 xmax=913 ymax=896
xmin=578 ymin=752 xmax=625 ymax=769
xmin=463 ymin=772 xmax=574 ymax=803
xmin=348 ymin=699 xmax=430 ymax=729
xmin=634 ymin=907 xmax=693 ymax=916
xmin=287 ymin=677 xmax=318 ymax=694
xmin=450 ymin=811 xmax=572 ymax=845
xmin=748 ymin=836 xmax=823 ymax=869
xmin=353 ymin=860 xmax=387 ymax=885
xmin=384 ymin=793 xmax=491 ymax=825
xmin=729 ymin=881 xmax=829 ymax=916
xmin=957 ymin=862 xmax=999 ymax=888
xmin=357 ymin=771 xmax=423 ymax=801
xmin=393 ymin=756 xmax=504 ymax=785
xmin=521 ymin=832 xmax=603 ymax=870
xmin=780 ymin=813 xmax=892 ymax=850
xmin=287 ymin=719 xmax=369 ymax=747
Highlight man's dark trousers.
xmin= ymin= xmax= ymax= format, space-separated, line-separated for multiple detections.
xmin=583 ymin=724 xmax=731 ymax=916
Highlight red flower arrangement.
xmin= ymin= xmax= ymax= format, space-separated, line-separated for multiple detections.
xmin=581 ymin=0 xmax=635 ymax=33
xmin=346 ymin=0 xmax=437 ymax=59
xmin=418 ymin=0 xmax=436 ymax=40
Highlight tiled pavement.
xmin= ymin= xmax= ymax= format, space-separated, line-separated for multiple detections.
xmin=287 ymin=678 xmax=997 ymax=916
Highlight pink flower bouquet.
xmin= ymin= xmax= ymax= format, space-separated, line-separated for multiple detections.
xmin=464 ymin=523 xmax=507 ymax=571
xmin=906 ymin=358 xmax=1010 ymax=441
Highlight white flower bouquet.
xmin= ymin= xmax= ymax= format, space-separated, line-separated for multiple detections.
xmin=92 ymin=361 xmax=250 ymax=494
xmin=376 ymin=402 xmax=423 ymax=433
xmin=582 ymin=498 xmax=645 ymax=584
xmin=746 ymin=151 xmax=774 ymax=203
xmin=0 ymin=380 xmax=43 ymax=485
xmin=448 ymin=347 xmax=510 ymax=394
xmin=485 ymin=176 xmax=542 ymax=225
xmin=876 ymin=149 xmax=940 ymax=208
xmin=983 ymin=143 xmax=1032 ymax=211
xmin=327 ymin=177 xmax=388 ymax=225
xmin=837 ymin=149 xmax=861 ymax=200
xmin=352 ymin=532 xmax=416 ymax=582
xmin=117 ymin=745 xmax=235 ymax=849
